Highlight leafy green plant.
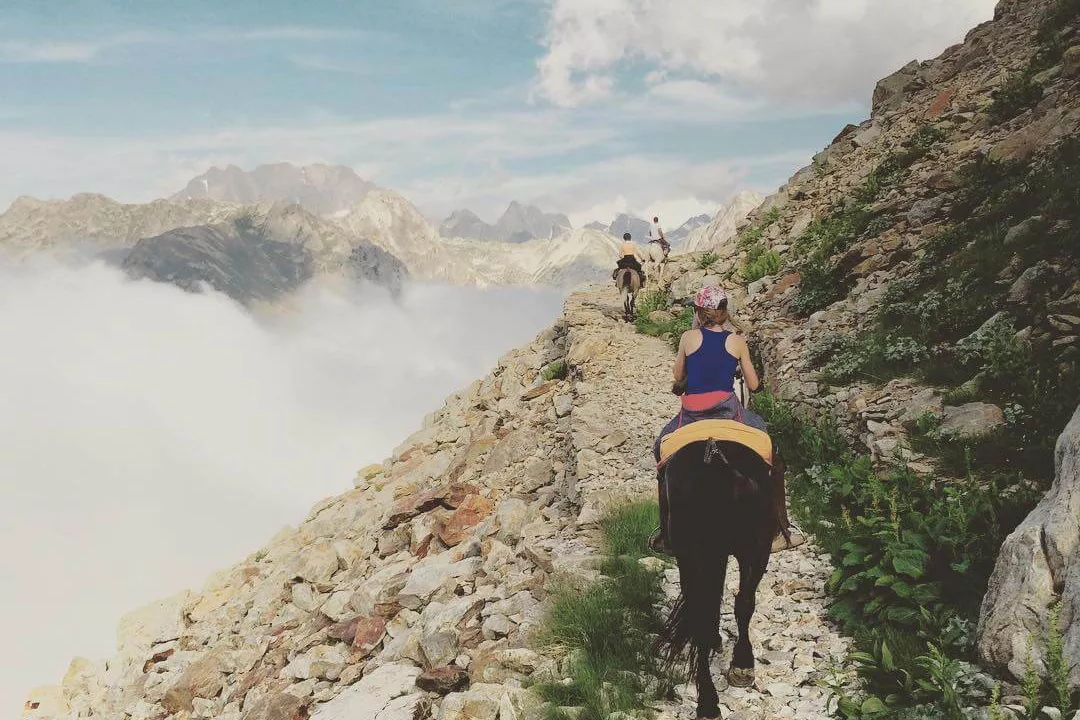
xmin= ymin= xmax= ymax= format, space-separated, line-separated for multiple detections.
xmin=742 ymin=249 xmax=781 ymax=282
xmin=1022 ymin=644 xmax=1043 ymax=720
xmin=697 ymin=251 xmax=719 ymax=269
xmin=1041 ymin=602 xmax=1078 ymax=716
xmin=988 ymin=72 xmax=1044 ymax=124
xmin=751 ymin=391 xmax=1048 ymax=715
xmin=542 ymin=360 xmax=568 ymax=381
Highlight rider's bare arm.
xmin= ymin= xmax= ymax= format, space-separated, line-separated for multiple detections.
xmin=729 ymin=334 xmax=760 ymax=391
xmin=673 ymin=332 xmax=690 ymax=383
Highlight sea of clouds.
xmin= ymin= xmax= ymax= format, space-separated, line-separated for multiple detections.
xmin=0 ymin=258 xmax=565 ymax=714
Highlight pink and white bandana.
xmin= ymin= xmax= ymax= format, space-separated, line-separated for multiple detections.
xmin=694 ymin=285 xmax=728 ymax=310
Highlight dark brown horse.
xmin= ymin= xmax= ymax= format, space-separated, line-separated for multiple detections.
xmin=654 ymin=438 xmax=777 ymax=719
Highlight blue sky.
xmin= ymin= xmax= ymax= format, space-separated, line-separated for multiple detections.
xmin=0 ymin=0 xmax=996 ymax=225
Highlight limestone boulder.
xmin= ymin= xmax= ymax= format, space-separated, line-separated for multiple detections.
xmin=239 ymin=692 xmax=307 ymax=720
xmin=978 ymin=406 xmax=1080 ymax=687
xmin=307 ymin=663 xmax=421 ymax=720
xmin=939 ymin=402 xmax=1005 ymax=440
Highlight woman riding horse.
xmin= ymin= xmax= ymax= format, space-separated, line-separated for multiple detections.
xmin=650 ymin=286 xmax=802 ymax=717
xmin=650 ymin=286 xmax=803 ymax=554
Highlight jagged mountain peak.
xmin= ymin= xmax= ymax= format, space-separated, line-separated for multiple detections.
xmin=171 ymin=162 xmax=376 ymax=218
xmin=440 ymin=202 xmax=572 ymax=243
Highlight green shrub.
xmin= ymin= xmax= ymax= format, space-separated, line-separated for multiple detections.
xmin=542 ymin=360 xmax=568 ymax=381
xmin=534 ymin=501 xmax=666 ymax=720
xmin=988 ymin=72 xmax=1044 ymax=124
xmin=742 ymin=250 xmax=781 ymax=282
xmin=1046 ymin=603 xmax=1074 ymax=714
xmin=752 ymin=392 xmax=1041 ymax=714
xmin=791 ymin=255 xmax=845 ymax=316
xmin=696 ymin=251 xmax=719 ymax=269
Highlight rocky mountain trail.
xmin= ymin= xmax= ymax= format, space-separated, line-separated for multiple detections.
xmin=24 ymin=284 xmax=852 ymax=720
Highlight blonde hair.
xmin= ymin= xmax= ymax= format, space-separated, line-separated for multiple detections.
xmin=695 ymin=304 xmax=729 ymax=328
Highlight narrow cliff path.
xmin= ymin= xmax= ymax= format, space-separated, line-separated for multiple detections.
xmin=562 ymin=284 xmax=850 ymax=720
xmin=34 ymin=282 xmax=849 ymax=720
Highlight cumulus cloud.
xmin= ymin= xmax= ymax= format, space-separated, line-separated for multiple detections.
xmin=535 ymin=0 xmax=996 ymax=110
xmin=0 ymin=259 xmax=564 ymax=715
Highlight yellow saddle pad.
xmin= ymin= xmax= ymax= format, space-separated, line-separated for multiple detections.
xmin=658 ymin=419 xmax=773 ymax=467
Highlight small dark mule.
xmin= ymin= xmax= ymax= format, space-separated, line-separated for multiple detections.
xmin=654 ymin=438 xmax=777 ymax=719
xmin=615 ymin=267 xmax=642 ymax=322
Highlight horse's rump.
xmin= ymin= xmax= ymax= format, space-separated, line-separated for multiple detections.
xmin=663 ymin=440 xmax=775 ymax=556
xmin=615 ymin=267 xmax=641 ymax=292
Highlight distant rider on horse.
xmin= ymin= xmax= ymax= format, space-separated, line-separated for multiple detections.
xmin=650 ymin=216 xmax=670 ymax=257
xmin=650 ymin=286 xmax=803 ymax=554
xmin=613 ymin=232 xmax=646 ymax=286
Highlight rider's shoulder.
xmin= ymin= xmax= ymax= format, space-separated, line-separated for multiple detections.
xmin=680 ymin=327 xmax=701 ymax=345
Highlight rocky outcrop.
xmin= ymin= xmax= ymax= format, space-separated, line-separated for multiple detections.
xmin=122 ymin=203 xmax=407 ymax=304
xmin=666 ymin=213 xmax=711 ymax=246
xmin=22 ymin=286 xmax=849 ymax=720
xmin=977 ymin=406 xmax=1080 ymax=686
xmin=0 ymin=194 xmax=240 ymax=258
xmin=680 ymin=191 xmax=764 ymax=254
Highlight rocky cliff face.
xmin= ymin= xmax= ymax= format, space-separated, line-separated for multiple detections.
xmin=659 ymin=0 xmax=1080 ymax=691
xmin=680 ymin=192 xmax=764 ymax=254
xmin=978 ymin=406 xmax=1080 ymax=685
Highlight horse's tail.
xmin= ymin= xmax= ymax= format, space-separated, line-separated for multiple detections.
xmin=655 ymin=590 xmax=702 ymax=675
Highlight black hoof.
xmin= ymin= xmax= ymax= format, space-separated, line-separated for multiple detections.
xmin=726 ymin=666 xmax=755 ymax=687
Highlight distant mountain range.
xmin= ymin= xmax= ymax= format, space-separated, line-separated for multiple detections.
xmin=439 ymin=202 xmax=572 ymax=243
xmin=0 ymin=163 xmax=760 ymax=302
xmin=581 ymin=212 xmax=715 ymax=247
xmin=171 ymin=163 xmax=375 ymax=218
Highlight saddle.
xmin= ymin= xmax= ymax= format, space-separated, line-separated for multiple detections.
xmin=657 ymin=419 xmax=773 ymax=469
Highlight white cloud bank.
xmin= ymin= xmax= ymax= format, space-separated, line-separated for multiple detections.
xmin=535 ymin=0 xmax=996 ymax=109
xmin=0 ymin=259 xmax=564 ymax=715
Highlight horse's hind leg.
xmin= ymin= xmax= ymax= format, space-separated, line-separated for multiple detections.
xmin=728 ymin=552 xmax=768 ymax=686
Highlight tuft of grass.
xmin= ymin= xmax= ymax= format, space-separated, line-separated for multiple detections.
xmin=542 ymin=360 xmax=568 ymax=382
xmin=534 ymin=501 xmax=667 ymax=720
xmin=634 ymin=292 xmax=694 ymax=351
xmin=1045 ymin=602 xmax=1075 ymax=714
xmin=601 ymin=501 xmax=659 ymax=558
xmin=697 ymin=251 xmax=719 ymax=269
